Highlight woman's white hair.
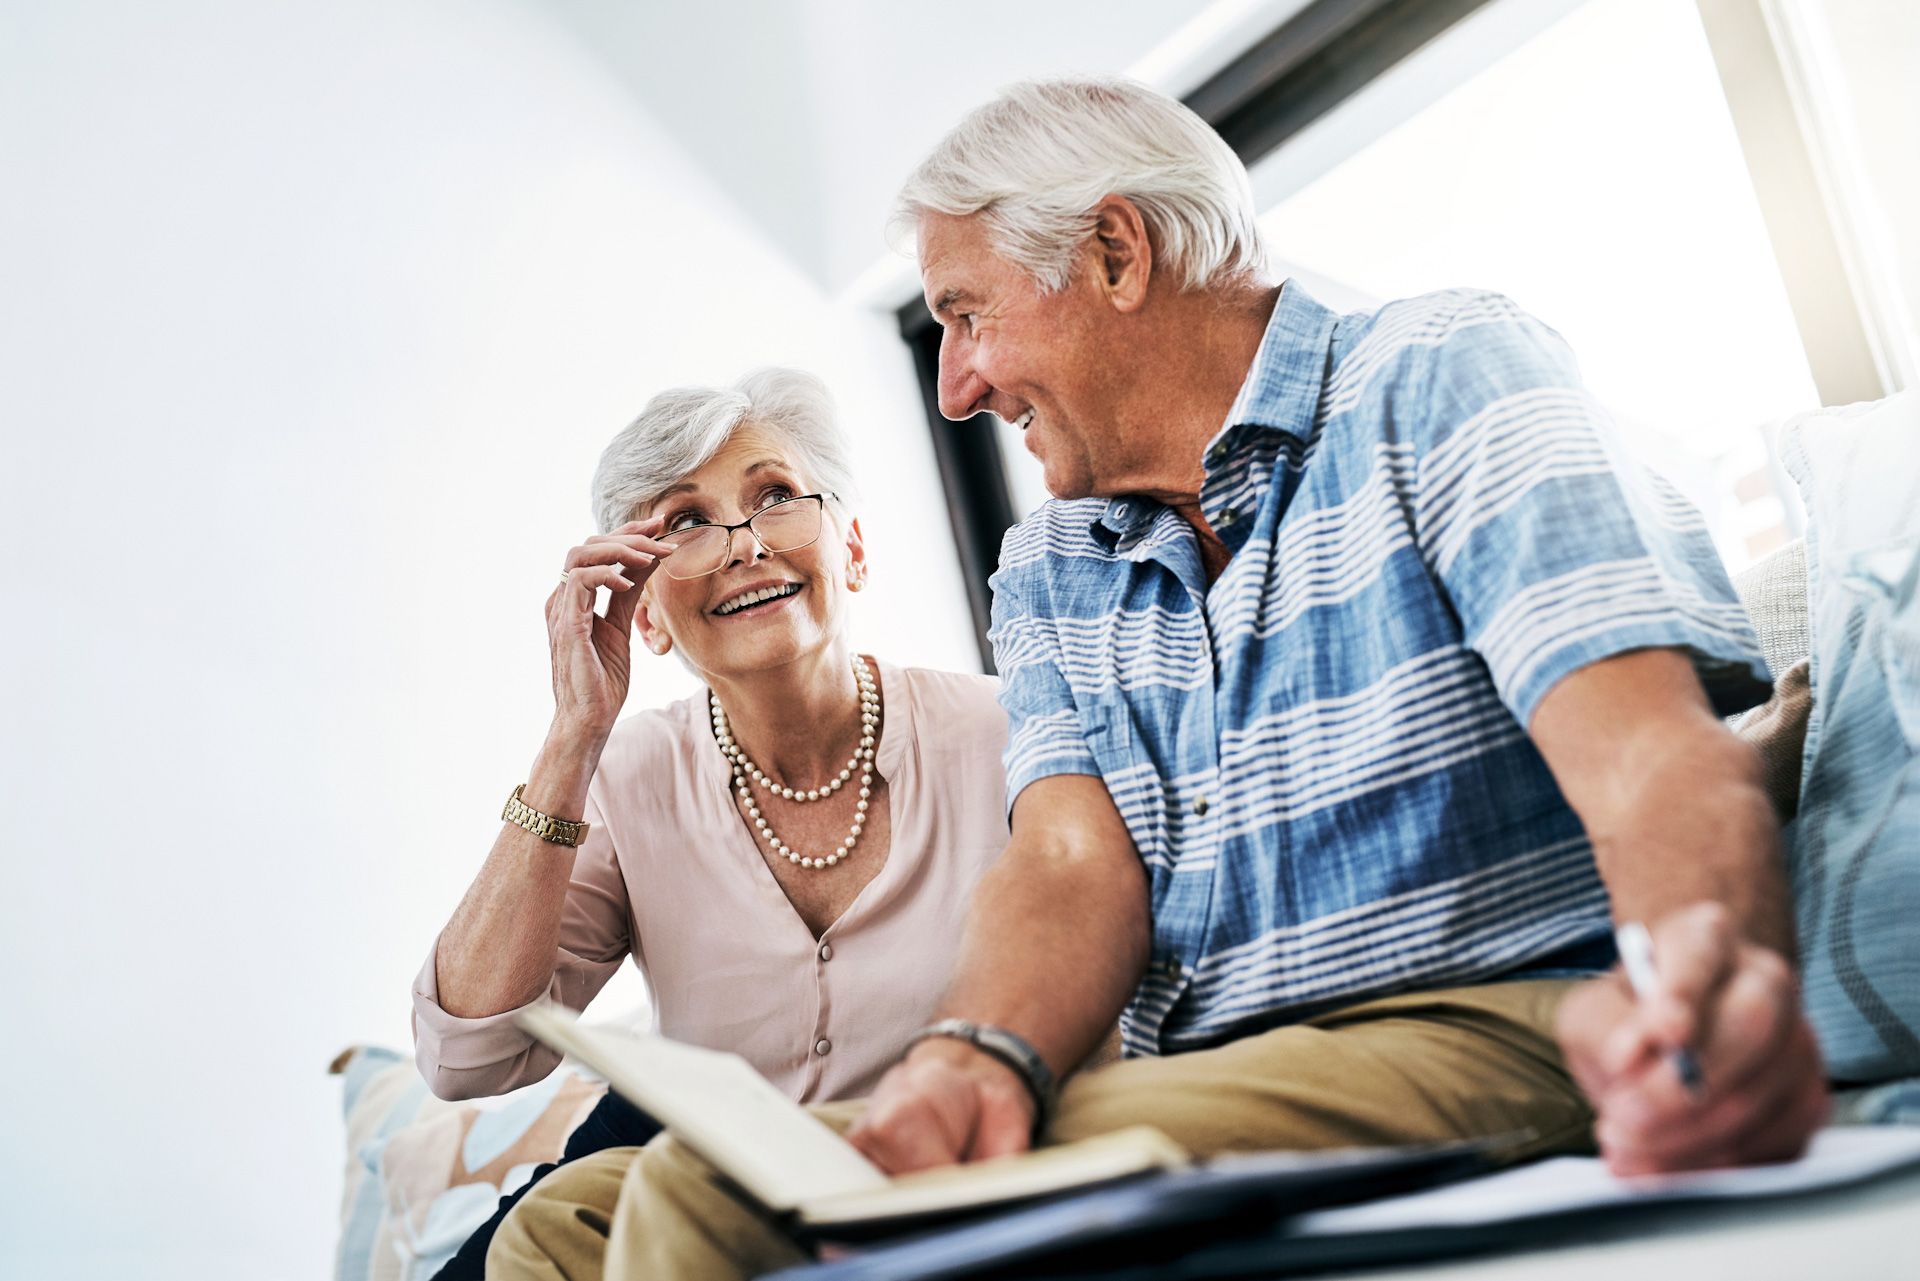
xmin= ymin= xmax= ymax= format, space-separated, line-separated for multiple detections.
xmin=893 ymin=76 xmax=1264 ymax=293
xmin=590 ymin=367 xmax=858 ymax=534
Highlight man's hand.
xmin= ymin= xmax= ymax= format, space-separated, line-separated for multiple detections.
xmin=1558 ymin=903 xmax=1829 ymax=1175
xmin=846 ymin=1038 xmax=1037 ymax=1174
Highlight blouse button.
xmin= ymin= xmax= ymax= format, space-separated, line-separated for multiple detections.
xmin=1191 ymin=794 xmax=1210 ymax=816
xmin=818 ymin=942 xmax=833 ymax=962
xmin=815 ymin=1038 xmax=832 ymax=1056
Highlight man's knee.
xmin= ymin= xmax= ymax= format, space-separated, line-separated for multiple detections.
xmin=488 ymin=1147 xmax=641 ymax=1279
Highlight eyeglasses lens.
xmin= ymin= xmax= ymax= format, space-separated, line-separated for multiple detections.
xmin=660 ymin=497 xmax=824 ymax=580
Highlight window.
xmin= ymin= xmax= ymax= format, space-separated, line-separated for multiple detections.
xmin=908 ymin=0 xmax=1900 ymax=665
xmin=1255 ymin=0 xmax=1819 ymax=571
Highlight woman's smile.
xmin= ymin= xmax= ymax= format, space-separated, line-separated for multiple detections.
xmin=710 ymin=580 xmax=805 ymax=619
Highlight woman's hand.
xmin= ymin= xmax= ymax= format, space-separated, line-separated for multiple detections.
xmin=546 ymin=518 xmax=675 ymax=741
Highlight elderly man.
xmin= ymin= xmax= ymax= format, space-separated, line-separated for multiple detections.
xmin=495 ymin=77 xmax=1827 ymax=1280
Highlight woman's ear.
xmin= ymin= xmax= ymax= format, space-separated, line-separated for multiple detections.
xmin=635 ymin=586 xmax=673 ymax=656
xmin=844 ymin=515 xmax=869 ymax=590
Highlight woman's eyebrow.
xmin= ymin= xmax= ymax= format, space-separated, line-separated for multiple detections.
xmin=738 ymin=459 xmax=792 ymax=484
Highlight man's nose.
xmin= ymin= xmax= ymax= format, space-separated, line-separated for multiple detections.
xmin=935 ymin=327 xmax=990 ymax=422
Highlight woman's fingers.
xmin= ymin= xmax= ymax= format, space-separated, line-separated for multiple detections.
xmin=584 ymin=531 xmax=677 ymax=558
xmin=563 ymin=543 xmax=657 ymax=579
xmin=553 ymin=564 xmax=634 ymax=627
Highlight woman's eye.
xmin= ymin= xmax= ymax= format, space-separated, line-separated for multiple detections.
xmin=666 ymin=512 xmax=707 ymax=533
xmin=757 ymin=486 xmax=795 ymax=510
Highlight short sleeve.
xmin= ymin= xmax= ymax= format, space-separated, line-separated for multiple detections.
xmin=411 ymin=785 xmax=633 ymax=1100
xmin=987 ymin=534 xmax=1102 ymax=810
xmin=1408 ymin=295 xmax=1772 ymax=724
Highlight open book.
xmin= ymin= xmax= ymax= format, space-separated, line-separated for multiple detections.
xmin=516 ymin=1004 xmax=1493 ymax=1240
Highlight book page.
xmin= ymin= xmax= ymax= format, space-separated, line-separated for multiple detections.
xmin=516 ymin=1004 xmax=887 ymax=1212
xmin=798 ymin=1125 xmax=1190 ymax=1227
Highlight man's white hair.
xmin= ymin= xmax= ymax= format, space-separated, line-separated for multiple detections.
xmin=894 ymin=76 xmax=1264 ymax=293
xmin=590 ymin=367 xmax=858 ymax=534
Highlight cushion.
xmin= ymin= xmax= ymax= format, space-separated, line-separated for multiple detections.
xmin=1732 ymin=538 xmax=1811 ymax=681
xmin=332 ymin=1046 xmax=607 ymax=1281
xmin=1781 ymin=391 xmax=1920 ymax=1084
xmin=1726 ymin=542 xmax=1815 ymax=821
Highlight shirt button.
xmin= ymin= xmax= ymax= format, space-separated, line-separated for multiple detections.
xmin=1161 ymin=957 xmax=1184 ymax=979
xmin=1207 ymin=443 xmax=1229 ymax=465
xmin=815 ymin=1038 xmax=832 ymax=1056
xmin=1216 ymin=507 xmax=1239 ymax=528
xmin=1191 ymin=795 xmax=1209 ymax=816
xmin=818 ymin=942 xmax=833 ymax=962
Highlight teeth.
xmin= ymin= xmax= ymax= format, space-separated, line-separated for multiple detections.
xmin=716 ymin=583 xmax=800 ymax=615
xmin=1010 ymin=408 xmax=1035 ymax=431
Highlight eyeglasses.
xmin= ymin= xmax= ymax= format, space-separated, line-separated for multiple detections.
xmin=656 ymin=493 xmax=837 ymax=580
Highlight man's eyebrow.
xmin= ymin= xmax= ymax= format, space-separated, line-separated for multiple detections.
xmin=930 ymin=287 xmax=974 ymax=316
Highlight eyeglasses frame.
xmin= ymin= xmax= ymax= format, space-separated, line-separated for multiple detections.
xmin=655 ymin=492 xmax=841 ymax=580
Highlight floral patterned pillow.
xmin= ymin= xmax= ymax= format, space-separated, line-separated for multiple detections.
xmin=332 ymin=1046 xmax=606 ymax=1281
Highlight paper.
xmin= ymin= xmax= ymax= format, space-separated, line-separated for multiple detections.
xmin=1288 ymin=1125 xmax=1920 ymax=1235
xmin=516 ymin=1004 xmax=888 ymax=1212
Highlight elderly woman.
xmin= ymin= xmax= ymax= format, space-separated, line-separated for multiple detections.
xmin=412 ymin=368 xmax=1008 ymax=1279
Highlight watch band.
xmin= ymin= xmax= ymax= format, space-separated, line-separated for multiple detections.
xmin=502 ymin=784 xmax=590 ymax=848
xmin=910 ymin=1018 xmax=1057 ymax=1137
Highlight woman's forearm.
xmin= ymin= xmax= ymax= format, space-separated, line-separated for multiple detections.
xmin=433 ymin=723 xmax=607 ymax=1018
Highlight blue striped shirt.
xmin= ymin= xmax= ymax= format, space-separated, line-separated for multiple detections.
xmin=988 ymin=282 xmax=1772 ymax=1057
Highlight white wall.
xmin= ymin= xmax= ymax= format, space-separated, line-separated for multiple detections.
xmin=0 ymin=2 xmax=972 ymax=1277
xmin=542 ymin=0 xmax=1224 ymax=295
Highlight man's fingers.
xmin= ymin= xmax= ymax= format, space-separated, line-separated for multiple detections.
xmin=849 ymin=1106 xmax=963 ymax=1174
xmin=1693 ymin=946 xmax=1797 ymax=1086
xmin=963 ymin=1088 xmax=1035 ymax=1163
xmin=1646 ymin=904 xmax=1738 ymax=1047
xmin=1557 ymin=973 xmax=1654 ymax=1096
xmin=1601 ymin=1038 xmax=1795 ymax=1167
xmin=1734 ymin=1039 xmax=1829 ymax=1165
xmin=846 ymin=1077 xmax=972 ymax=1175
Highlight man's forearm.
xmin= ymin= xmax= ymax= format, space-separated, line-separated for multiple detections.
xmin=936 ymin=828 xmax=1152 ymax=1077
xmin=1591 ymin=726 xmax=1796 ymax=960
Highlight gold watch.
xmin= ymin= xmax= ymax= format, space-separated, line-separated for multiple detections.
xmin=502 ymin=784 xmax=590 ymax=847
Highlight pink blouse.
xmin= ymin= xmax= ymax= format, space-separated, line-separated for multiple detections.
xmin=413 ymin=661 xmax=1009 ymax=1104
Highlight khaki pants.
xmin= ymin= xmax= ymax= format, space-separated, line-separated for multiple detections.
xmin=488 ymin=979 xmax=1592 ymax=1280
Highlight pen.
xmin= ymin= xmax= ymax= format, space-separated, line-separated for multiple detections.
xmin=1614 ymin=921 xmax=1705 ymax=1095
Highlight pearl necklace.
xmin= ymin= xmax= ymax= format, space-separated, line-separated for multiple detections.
xmin=710 ymin=656 xmax=879 ymax=871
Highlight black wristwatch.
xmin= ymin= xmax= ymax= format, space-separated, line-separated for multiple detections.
xmin=908 ymin=1018 xmax=1058 ymax=1138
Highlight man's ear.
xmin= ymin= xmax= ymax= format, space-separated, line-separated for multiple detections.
xmin=635 ymin=586 xmax=672 ymax=656
xmin=1089 ymin=196 xmax=1153 ymax=313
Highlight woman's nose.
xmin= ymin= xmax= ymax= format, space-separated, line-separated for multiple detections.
xmin=723 ymin=525 xmax=770 ymax=567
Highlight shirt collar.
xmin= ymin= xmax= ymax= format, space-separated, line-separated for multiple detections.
xmin=1204 ymin=279 xmax=1340 ymax=463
